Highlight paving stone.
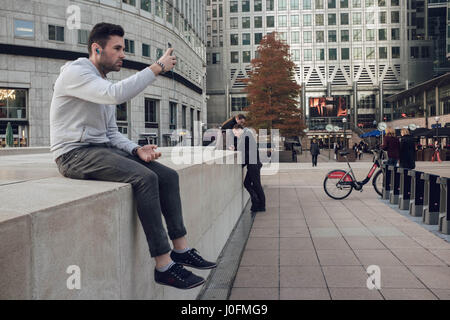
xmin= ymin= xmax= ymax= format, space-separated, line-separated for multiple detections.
xmin=229 ymin=287 xmax=278 ymax=300
xmin=280 ymin=288 xmax=330 ymax=300
xmin=280 ymin=266 xmax=327 ymax=288
xmin=381 ymin=288 xmax=437 ymax=300
xmin=329 ymin=288 xmax=383 ymax=300
xmin=317 ymin=250 xmax=361 ymax=266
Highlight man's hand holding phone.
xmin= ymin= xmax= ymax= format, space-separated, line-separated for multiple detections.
xmin=137 ymin=145 xmax=162 ymax=162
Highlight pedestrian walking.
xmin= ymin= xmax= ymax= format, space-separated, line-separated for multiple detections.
xmin=399 ymin=128 xmax=416 ymax=169
xmin=432 ymin=140 xmax=442 ymax=163
xmin=310 ymin=138 xmax=320 ymax=167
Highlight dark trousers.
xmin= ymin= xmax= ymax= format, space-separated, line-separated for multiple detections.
xmin=312 ymin=154 xmax=318 ymax=166
xmin=244 ymin=164 xmax=266 ymax=209
xmin=55 ymin=144 xmax=187 ymax=257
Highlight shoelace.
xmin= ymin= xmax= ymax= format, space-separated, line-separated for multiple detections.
xmin=187 ymin=248 xmax=204 ymax=262
xmin=170 ymin=263 xmax=192 ymax=282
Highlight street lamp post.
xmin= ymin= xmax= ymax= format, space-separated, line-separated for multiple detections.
xmin=435 ymin=116 xmax=440 ymax=142
xmin=342 ymin=117 xmax=347 ymax=150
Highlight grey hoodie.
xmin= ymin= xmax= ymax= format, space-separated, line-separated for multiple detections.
xmin=50 ymin=57 xmax=156 ymax=161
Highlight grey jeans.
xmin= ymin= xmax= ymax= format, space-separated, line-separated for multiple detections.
xmin=55 ymin=144 xmax=187 ymax=257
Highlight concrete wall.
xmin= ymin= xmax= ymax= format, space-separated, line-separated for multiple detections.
xmin=0 ymin=148 xmax=249 ymax=299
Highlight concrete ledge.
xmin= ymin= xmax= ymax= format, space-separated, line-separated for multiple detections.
xmin=0 ymin=147 xmax=51 ymax=156
xmin=0 ymin=147 xmax=249 ymax=299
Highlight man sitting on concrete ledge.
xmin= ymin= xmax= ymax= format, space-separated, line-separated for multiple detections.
xmin=49 ymin=22 xmax=216 ymax=290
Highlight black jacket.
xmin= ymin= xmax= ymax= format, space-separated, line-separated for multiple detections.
xmin=237 ymin=129 xmax=261 ymax=166
xmin=310 ymin=142 xmax=320 ymax=156
xmin=221 ymin=117 xmax=237 ymax=130
xmin=399 ymin=134 xmax=416 ymax=169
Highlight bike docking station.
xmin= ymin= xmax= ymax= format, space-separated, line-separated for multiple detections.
xmin=389 ymin=165 xmax=401 ymax=205
xmin=421 ymin=173 xmax=441 ymax=225
xmin=437 ymin=177 xmax=450 ymax=235
xmin=382 ymin=164 xmax=392 ymax=200
xmin=397 ymin=168 xmax=412 ymax=210
xmin=408 ymin=170 xmax=425 ymax=217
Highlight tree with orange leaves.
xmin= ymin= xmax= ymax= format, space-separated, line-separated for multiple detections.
xmin=243 ymin=32 xmax=304 ymax=137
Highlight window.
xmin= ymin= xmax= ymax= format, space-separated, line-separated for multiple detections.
xmin=379 ymin=11 xmax=386 ymax=24
xmin=278 ymin=32 xmax=287 ymax=42
xmin=316 ymin=0 xmax=324 ymax=8
xmin=340 ymin=0 xmax=348 ymax=7
xmin=365 ymin=0 xmax=374 ymax=6
xmin=266 ymin=0 xmax=275 ymax=10
xmin=230 ymin=34 xmax=239 ymax=45
xmin=142 ymin=43 xmax=150 ymax=57
xmin=0 ymin=89 xmax=27 ymax=119
xmin=303 ymin=14 xmax=312 ymax=26
xmin=316 ymin=48 xmax=325 ymax=60
xmin=328 ymin=14 xmax=336 ymax=25
xmin=340 ymin=13 xmax=349 ymax=25
xmin=254 ymin=16 xmax=263 ymax=28
xmin=279 ymin=0 xmax=287 ymax=10
xmin=230 ymin=17 xmax=238 ymax=29
xmin=123 ymin=0 xmax=135 ymax=5
xmin=353 ymin=29 xmax=362 ymax=41
xmin=78 ymin=29 xmax=88 ymax=45
xmin=391 ymin=11 xmax=399 ymax=23
xmin=145 ymin=98 xmax=158 ymax=123
xmin=255 ymin=0 xmax=263 ymax=11
xmin=329 ymin=48 xmax=337 ymax=60
xmin=231 ymin=97 xmax=249 ymax=111
xmin=279 ymin=15 xmax=287 ymax=27
xmin=303 ymin=31 xmax=312 ymax=43
xmin=242 ymin=33 xmax=251 ymax=45
xmin=48 ymin=25 xmax=64 ymax=42
xmin=328 ymin=30 xmax=337 ymax=42
xmin=352 ymin=12 xmax=361 ymax=24
xmin=14 ymin=20 xmax=34 ymax=38
xmin=231 ymin=51 xmax=239 ymax=63
xmin=379 ymin=47 xmax=387 ymax=59
xmin=169 ymin=102 xmax=177 ymax=129
xmin=292 ymin=49 xmax=300 ymax=61
xmin=316 ymin=31 xmax=324 ymax=42
xmin=391 ymin=28 xmax=400 ymax=40
xmin=410 ymin=47 xmax=419 ymax=58
xmin=141 ymin=0 xmax=151 ymax=12
xmin=328 ymin=0 xmax=336 ymax=8
xmin=242 ymin=17 xmax=250 ymax=28
xmin=378 ymin=0 xmax=385 ymax=6
xmin=303 ymin=0 xmax=312 ymax=9
xmin=341 ymin=30 xmax=349 ymax=42
xmin=182 ymin=105 xmax=187 ymax=129
xmin=353 ymin=47 xmax=362 ymax=59
xmin=212 ymin=53 xmax=221 ymax=64
xmin=291 ymin=31 xmax=300 ymax=43
xmin=255 ymin=33 xmax=263 ymax=44
xmin=421 ymin=46 xmax=429 ymax=58
xmin=352 ymin=0 xmax=361 ymax=7
xmin=155 ymin=0 xmax=163 ymax=17
xmin=243 ymin=51 xmax=251 ymax=63
xmin=156 ymin=48 xmax=163 ymax=59
xmin=392 ymin=46 xmax=400 ymax=58
xmin=366 ymin=12 xmax=374 ymax=24
xmin=366 ymin=47 xmax=375 ymax=59
xmin=242 ymin=0 xmax=250 ymax=12
xmin=116 ymin=102 xmax=127 ymax=122
xmin=391 ymin=0 xmax=399 ymax=5
xmin=366 ymin=29 xmax=375 ymax=41
xmin=315 ymin=14 xmax=324 ymax=26
xmin=304 ymin=49 xmax=312 ymax=61
xmin=125 ymin=39 xmax=135 ymax=53
xmin=230 ymin=1 xmax=238 ymax=12
xmin=291 ymin=15 xmax=299 ymax=26
xmin=291 ymin=0 xmax=299 ymax=9
xmin=267 ymin=16 xmax=275 ymax=27
xmin=378 ymin=29 xmax=387 ymax=41
xmin=341 ymin=47 xmax=350 ymax=60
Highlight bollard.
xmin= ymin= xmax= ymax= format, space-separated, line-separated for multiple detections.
xmin=389 ymin=165 xmax=400 ymax=205
xmin=382 ymin=164 xmax=392 ymax=200
xmin=408 ymin=170 xmax=424 ymax=217
xmin=397 ymin=168 xmax=411 ymax=210
xmin=437 ymin=177 xmax=450 ymax=235
xmin=421 ymin=173 xmax=440 ymax=225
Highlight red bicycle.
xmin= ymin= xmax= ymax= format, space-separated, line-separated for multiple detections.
xmin=323 ymin=149 xmax=385 ymax=200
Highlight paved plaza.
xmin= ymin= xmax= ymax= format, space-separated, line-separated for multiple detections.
xmin=229 ymin=158 xmax=450 ymax=300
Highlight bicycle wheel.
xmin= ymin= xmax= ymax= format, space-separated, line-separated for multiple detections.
xmin=372 ymin=169 xmax=383 ymax=196
xmin=323 ymin=169 xmax=354 ymax=200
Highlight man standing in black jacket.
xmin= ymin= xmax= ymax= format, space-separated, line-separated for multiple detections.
xmin=399 ymin=128 xmax=416 ymax=169
xmin=233 ymin=124 xmax=266 ymax=213
xmin=221 ymin=114 xmax=246 ymax=150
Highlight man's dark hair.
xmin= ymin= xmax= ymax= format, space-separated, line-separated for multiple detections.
xmin=88 ymin=23 xmax=124 ymax=55
xmin=236 ymin=114 xmax=246 ymax=120
xmin=233 ymin=124 xmax=244 ymax=130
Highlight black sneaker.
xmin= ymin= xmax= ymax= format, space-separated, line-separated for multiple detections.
xmin=154 ymin=263 xmax=205 ymax=290
xmin=170 ymin=248 xmax=217 ymax=270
